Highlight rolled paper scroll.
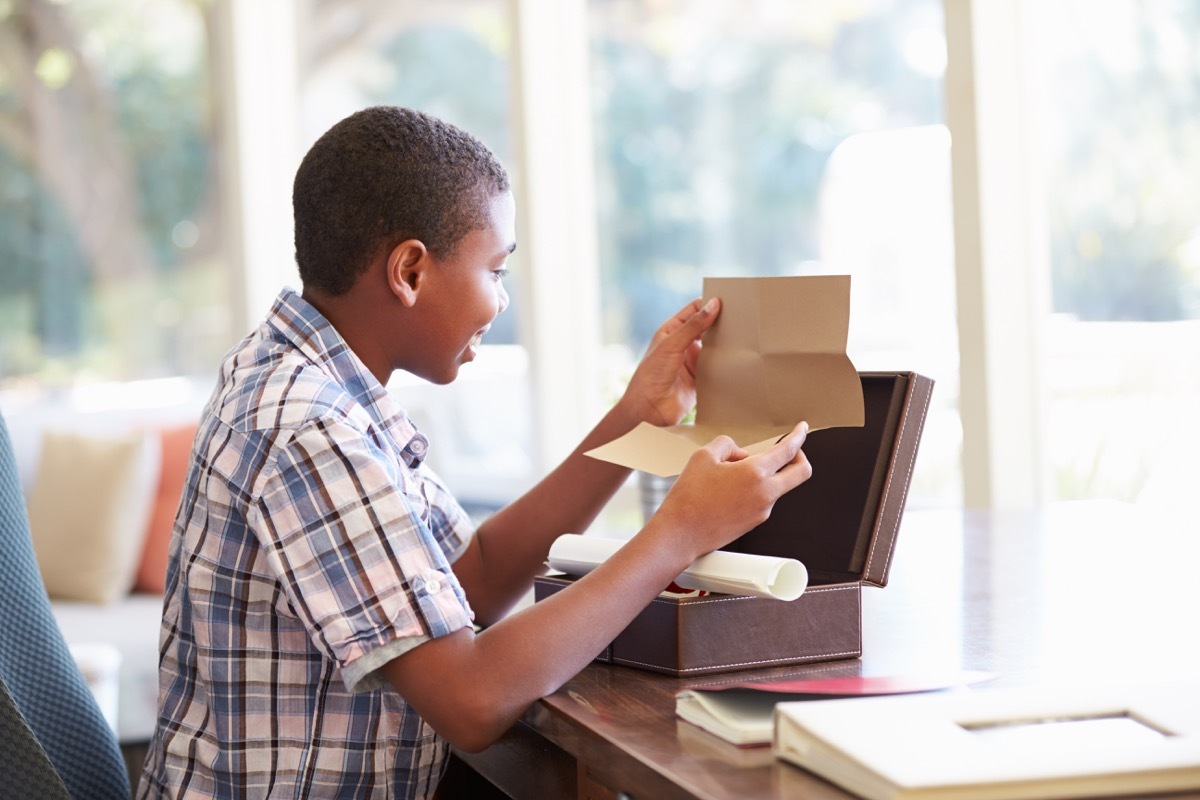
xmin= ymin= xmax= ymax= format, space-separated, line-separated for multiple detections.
xmin=546 ymin=534 xmax=808 ymax=602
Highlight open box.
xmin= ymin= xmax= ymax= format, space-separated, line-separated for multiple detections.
xmin=534 ymin=371 xmax=934 ymax=676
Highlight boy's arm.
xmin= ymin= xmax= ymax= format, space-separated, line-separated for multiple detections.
xmin=384 ymin=424 xmax=812 ymax=752
xmin=452 ymin=297 xmax=722 ymax=626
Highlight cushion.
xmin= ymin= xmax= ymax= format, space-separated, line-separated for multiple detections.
xmin=27 ymin=429 xmax=160 ymax=604
xmin=133 ymin=422 xmax=196 ymax=594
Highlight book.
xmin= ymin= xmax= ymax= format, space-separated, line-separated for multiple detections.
xmin=675 ymin=671 xmax=994 ymax=747
xmin=773 ymin=681 xmax=1200 ymax=800
xmin=676 ymin=685 xmax=780 ymax=746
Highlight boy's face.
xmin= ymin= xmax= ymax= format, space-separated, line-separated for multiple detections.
xmin=411 ymin=190 xmax=516 ymax=384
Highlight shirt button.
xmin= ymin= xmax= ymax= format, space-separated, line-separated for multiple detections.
xmin=424 ymin=577 xmax=442 ymax=594
xmin=409 ymin=437 xmax=427 ymax=456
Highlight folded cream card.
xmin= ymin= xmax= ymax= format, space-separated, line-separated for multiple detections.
xmin=586 ymin=275 xmax=864 ymax=477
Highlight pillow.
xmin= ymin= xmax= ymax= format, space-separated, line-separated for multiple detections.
xmin=133 ymin=422 xmax=197 ymax=594
xmin=27 ymin=429 xmax=160 ymax=604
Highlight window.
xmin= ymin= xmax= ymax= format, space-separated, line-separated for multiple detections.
xmin=293 ymin=0 xmax=533 ymax=508
xmin=1031 ymin=0 xmax=1200 ymax=506
xmin=7 ymin=0 xmax=1195 ymax=513
xmin=587 ymin=0 xmax=958 ymax=506
xmin=295 ymin=0 xmax=519 ymax=350
xmin=0 ymin=0 xmax=230 ymax=388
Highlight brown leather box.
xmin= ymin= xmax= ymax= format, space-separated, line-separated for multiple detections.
xmin=534 ymin=371 xmax=934 ymax=677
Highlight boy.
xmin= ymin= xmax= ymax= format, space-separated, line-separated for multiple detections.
xmin=139 ymin=106 xmax=811 ymax=799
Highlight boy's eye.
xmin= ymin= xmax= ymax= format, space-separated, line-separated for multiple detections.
xmin=493 ymin=268 xmax=510 ymax=280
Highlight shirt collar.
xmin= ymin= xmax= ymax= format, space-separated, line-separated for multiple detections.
xmin=264 ymin=287 xmax=430 ymax=466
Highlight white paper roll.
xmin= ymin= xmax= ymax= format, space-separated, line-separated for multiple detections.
xmin=546 ymin=534 xmax=808 ymax=601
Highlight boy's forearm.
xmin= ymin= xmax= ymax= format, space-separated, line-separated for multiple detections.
xmin=386 ymin=516 xmax=695 ymax=751
xmin=455 ymin=297 xmax=718 ymax=623
xmin=455 ymin=400 xmax=644 ymax=624
xmin=405 ymin=422 xmax=812 ymax=752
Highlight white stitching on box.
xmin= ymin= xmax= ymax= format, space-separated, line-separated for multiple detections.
xmin=616 ymin=584 xmax=861 ymax=672
xmin=865 ymin=378 xmax=931 ymax=582
xmin=644 ymin=583 xmax=857 ymax=607
xmin=611 ymin=650 xmax=863 ymax=672
xmin=686 ymin=661 xmax=862 ymax=689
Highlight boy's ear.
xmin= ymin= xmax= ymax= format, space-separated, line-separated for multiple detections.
xmin=386 ymin=239 xmax=430 ymax=306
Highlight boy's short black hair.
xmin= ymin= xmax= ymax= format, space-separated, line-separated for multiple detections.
xmin=293 ymin=106 xmax=510 ymax=296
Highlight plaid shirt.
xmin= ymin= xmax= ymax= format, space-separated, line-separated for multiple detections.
xmin=139 ymin=289 xmax=476 ymax=799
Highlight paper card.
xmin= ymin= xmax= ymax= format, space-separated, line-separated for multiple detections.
xmin=712 ymin=670 xmax=997 ymax=697
xmin=586 ymin=275 xmax=864 ymax=477
xmin=583 ymin=422 xmax=788 ymax=479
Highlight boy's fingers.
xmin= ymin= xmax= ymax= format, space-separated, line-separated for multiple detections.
xmin=777 ymin=421 xmax=809 ymax=451
xmin=682 ymin=340 xmax=702 ymax=377
xmin=773 ymin=448 xmax=813 ymax=489
xmin=704 ymin=434 xmax=749 ymax=463
xmin=756 ymin=422 xmax=809 ymax=473
xmin=687 ymin=297 xmax=720 ymax=331
xmin=662 ymin=297 xmax=720 ymax=346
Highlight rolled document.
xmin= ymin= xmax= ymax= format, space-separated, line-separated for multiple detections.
xmin=546 ymin=534 xmax=808 ymax=601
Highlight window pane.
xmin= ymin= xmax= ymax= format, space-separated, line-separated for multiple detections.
xmin=1040 ymin=3 xmax=1200 ymax=322
xmin=588 ymin=0 xmax=959 ymax=506
xmin=294 ymin=0 xmax=530 ymax=508
xmin=297 ymin=0 xmax=517 ymax=344
xmin=0 ymin=0 xmax=230 ymax=388
xmin=1033 ymin=1 xmax=1200 ymax=507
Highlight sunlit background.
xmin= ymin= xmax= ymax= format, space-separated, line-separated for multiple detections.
xmin=2 ymin=0 xmax=1198 ymax=520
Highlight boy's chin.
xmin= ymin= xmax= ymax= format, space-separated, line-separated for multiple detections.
xmin=424 ymin=363 xmax=463 ymax=386
xmin=408 ymin=353 xmax=469 ymax=385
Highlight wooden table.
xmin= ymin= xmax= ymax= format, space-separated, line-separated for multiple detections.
xmin=458 ymin=503 xmax=1200 ymax=799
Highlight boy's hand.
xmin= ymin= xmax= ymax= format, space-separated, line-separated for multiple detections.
xmin=619 ymin=297 xmax=721 ymax=427
xmin=651 ymin=422 xmax=812 ymax=560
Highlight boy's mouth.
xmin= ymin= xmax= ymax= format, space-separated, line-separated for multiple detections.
xmin=468 ymin=327 xmax=490 ymax=351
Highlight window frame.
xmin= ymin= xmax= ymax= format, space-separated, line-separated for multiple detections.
xmin=214 ymin=0 xmax=1073 ymax=510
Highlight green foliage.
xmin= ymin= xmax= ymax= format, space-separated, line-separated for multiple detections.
xmin=4 ymin=0 xmax=1200 ymax=393
xmin=1043 ymin=3 xmax=1200 ymax=321
xmin=369 ymin=23 xmax=518 ymax=345
xmin=589 ymin=4 xmax=944 ymax=347
xmin=375 ymin=25 xmax=512 ymax=163
xmin=0 ymin=0 xmax=220 ymax=385
xmin=116 ymin=65 xmax=213 ymax=274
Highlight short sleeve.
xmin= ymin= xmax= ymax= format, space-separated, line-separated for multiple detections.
xmin=415 ymin=463 xmax=475 ymax=564
xmin=249 ymin=416 xmax=474 ymax=679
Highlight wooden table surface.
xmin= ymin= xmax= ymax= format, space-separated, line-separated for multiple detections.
xmin=460 ymin=503 xmax=1200 ymax=799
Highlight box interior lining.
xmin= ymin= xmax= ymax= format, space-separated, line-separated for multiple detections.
xmin=721 ymin=373 xmax=909 ymax=584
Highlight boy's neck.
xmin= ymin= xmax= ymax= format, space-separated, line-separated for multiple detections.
xmin=302 ymin=284 xmax=395 ymax=387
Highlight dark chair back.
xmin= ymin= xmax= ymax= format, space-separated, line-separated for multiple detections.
xmin=0 ymin=413 xmax=131 ymax=799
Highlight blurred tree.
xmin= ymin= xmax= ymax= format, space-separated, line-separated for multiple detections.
xmin=294 ymin=0 xmax=516 ymax=342
xmin=1043 ymin=0 xmax=1200 ymax=320
xmin=0 ymin=0 xmax=221 ymax=381
xmin=588 ymin=0 xmax=944 ymax=346
xmin=0 ymin=0 xmax=151 ymax=363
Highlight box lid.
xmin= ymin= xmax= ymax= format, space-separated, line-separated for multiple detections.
xmin=721 ymin=371 xmax=933 ymax=587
